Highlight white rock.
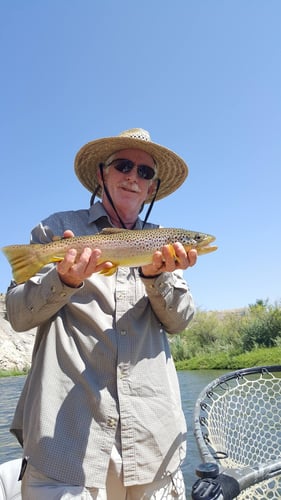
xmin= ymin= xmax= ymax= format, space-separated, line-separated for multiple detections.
xmin=0 ymin=294 xmax=35 ymax=372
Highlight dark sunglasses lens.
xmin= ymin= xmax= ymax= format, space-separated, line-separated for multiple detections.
xmin=113 ymin=160 xmax=155 ymax=180
xmin=114 ymin=160 xmax=134 ymax=173
xmin=137 ymin=165 xmax=155 ymax=180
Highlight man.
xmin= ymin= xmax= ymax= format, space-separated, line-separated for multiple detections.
xmin=6 ymin=128 xmax=197 ymax=499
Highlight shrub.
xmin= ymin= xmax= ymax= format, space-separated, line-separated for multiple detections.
xmin=239 ymin=302 xmax=281 ymax=350
xmin=170 ymin=300 xmax=281 ymax=366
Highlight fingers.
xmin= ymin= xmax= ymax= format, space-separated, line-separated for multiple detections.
xmin=161 ymin=243 xmax=197 ymax=271
xmin=57 ymin=247 xmax=105 ymax=287
xmin=63 ymin=230 xmax=75 ymax=238
xmin=187 ymin=248 xmax=197 ymax=267
xmin=140 ymin=243 xmax=198 ymax=277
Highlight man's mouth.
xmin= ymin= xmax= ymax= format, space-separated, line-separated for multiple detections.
xmin=120 ymin=183 xmax=141 ymax=194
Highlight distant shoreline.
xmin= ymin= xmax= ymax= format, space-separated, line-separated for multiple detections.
xmin=1 ymin=345 xmax=280 ymax=378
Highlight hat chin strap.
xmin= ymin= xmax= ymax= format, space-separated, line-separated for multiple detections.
xmin=97 ymin=163 xmax=161 ymax=229
xmin=90 ymin=186 xmax=100 ymax=207
xmin=141 ymin=178 xmax=161 ymax=228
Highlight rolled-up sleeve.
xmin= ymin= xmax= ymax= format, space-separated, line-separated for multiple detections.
xmin=6 ymin=267 xmax=81 ymax=332
xmin=140 ymin=270 xmax=195 ymax=334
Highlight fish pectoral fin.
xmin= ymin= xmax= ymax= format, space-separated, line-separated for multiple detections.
xmin=99 ymin=264 xmax=118 ymax=276
xmin=166 ymin=244 xmax=179 ymax=262
xmin=51 ymin=255 xmax=65 ymax=262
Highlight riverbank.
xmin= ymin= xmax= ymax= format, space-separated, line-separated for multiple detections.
xmin=1 ymin=346 xmax=280 ymax=378
xmin=1 ymin=294 xmax=280 ymax=376
xmin=0 ymin=293 xmax=36 ymax=372
xmin=176 ymin=346 xmax=281 ymax=370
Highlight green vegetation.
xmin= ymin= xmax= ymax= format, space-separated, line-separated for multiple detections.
xmin=0 ymin=367 xmax=29 ymax=378
xmin=172 ymin=299 xmax=281 ymax=370
xmin=1 ymin=300 xmax=281 ymax=377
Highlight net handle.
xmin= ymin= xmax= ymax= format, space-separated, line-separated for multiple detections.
xmin=192 ymin=458 xmax=281 ymax=500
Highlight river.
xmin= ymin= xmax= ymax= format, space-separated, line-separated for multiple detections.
xmin=0 ymin=370 xmax=227 ymax=499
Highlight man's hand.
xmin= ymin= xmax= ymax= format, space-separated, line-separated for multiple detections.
xmin=56 ymin=230 xmax=114 ymax=288
xmin=140 ymin=242 xmax=197 ymax=278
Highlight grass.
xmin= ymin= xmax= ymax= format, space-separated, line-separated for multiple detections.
xmin=175 ymin=346 xmax=281 ymax=371
xmin=0 ymin=368 xmax=29 ymax=378
xmin=1 ymin=300 xmax=280 ymax=376
xmin=1 ymin=347 xmax=280 ymax=377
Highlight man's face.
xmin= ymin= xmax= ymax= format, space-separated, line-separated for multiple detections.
xmin=100 ymin=148 xmax=157 ymax=213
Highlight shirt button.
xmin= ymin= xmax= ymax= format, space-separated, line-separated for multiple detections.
xmin=120 ymin=368 xmax=127 ymax=379
xmin=60 ymin=291 xmax=67 ymax=297
xmin=107 ymin=417 xmax=117 ymax=428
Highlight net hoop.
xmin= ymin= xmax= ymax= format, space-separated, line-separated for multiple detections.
xmin=193 ymin=365 xmax=281 ymax=499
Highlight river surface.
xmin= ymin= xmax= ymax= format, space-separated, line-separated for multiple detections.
xmin=0 ymin=370 xmax=228 ymax=499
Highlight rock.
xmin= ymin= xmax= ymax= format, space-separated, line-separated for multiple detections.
xmin=0 ymin=294 xmax=35 ymax=372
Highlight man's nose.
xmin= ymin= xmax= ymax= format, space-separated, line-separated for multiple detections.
xmin=126 ymin=166 xmax=138 ymax=179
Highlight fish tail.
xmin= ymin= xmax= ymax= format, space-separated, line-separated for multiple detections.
xmin=2 ymin=244 xmax=60 ymax=284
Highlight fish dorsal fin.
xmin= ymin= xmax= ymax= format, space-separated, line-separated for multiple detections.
xmin=100 ymin=228 xmax=129 ymax=235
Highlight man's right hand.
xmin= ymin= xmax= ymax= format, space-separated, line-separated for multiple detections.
xmin=56 ymin=230 xmax=114 ymax=288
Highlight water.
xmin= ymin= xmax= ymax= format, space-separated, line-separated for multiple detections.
xmin=0 ymin=376 xmax=26 ymax=462
xmin=0 ymin=370 xmax=227 ymax=499
xmin=178 ymin=370 xmax=228 ymax=497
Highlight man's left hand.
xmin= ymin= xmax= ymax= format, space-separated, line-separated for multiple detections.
xmin=140 ymin=243 xmax=197 ymax=278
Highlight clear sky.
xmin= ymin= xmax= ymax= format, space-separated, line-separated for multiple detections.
xmin=1 ymin=1 xmax=280 ymax=311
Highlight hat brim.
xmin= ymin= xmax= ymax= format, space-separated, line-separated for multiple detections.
xmin=74 ymin=135 xmax=188 ymax=203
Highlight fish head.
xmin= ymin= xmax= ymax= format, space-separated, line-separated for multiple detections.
xmin=179 ymin=230 xmax=218 ymax=255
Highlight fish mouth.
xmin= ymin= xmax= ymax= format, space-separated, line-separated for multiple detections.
xmin=197 ymin=235 xmax=218 ymax=254
xmin=199 ymin=235 xmax=216 ymax=245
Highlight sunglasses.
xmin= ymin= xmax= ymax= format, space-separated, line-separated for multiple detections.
xmin=106 ymin=159 xmax=156 ymax=180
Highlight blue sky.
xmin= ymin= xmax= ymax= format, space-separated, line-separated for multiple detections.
xmin=1 ymin=1 xmax=280 ymax=311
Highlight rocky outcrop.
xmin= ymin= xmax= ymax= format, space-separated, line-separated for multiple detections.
xmin=0 ymin=294 xmax=35 ymax=371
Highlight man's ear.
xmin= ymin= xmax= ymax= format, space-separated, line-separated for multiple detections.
xmin=147 ymin=179 xmax=158 ymax=198
xmin=97 ymin=166 xmax=106 ymax=195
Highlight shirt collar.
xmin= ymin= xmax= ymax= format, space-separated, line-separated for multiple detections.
xmin=88 ymin=201 xmax=143 ymax=229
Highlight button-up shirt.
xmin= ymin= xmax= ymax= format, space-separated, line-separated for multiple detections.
xmin=7 ymin=202 xmax=195 ymax=488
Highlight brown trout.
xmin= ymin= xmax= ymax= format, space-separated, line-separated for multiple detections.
xmin=2 ymin=227 xmax=217 ymax=284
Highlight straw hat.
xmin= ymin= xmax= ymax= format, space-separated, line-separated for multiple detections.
xmin=74 ymin=128 xmax=188 ymax=202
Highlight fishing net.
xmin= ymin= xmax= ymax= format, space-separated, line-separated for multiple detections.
xmin=193 ymin=366 xmax=281 ymax=499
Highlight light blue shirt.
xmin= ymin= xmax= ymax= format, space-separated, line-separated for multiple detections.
xmin=7 ymin=202 xmax=195 ymax=488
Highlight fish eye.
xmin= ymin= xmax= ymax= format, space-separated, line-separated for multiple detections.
xmin=194 ymin=234 xmax=202 ymax=241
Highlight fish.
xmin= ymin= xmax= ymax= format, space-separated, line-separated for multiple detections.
xmin=2 ymin=227 xmax=217 ymax=284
